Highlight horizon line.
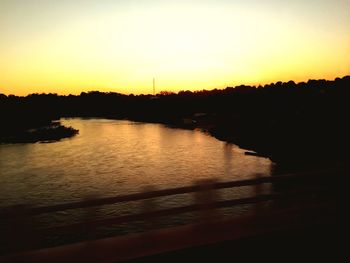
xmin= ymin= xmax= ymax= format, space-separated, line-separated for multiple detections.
xmin=1 ymin=75 xmax=349 ymax=97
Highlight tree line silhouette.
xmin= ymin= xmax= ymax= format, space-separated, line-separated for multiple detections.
xmin=1 ymin=76 xmax=349 ymax=170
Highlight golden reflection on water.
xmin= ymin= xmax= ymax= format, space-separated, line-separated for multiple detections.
xmin=0 ymin=118 xmax=273 ymax=207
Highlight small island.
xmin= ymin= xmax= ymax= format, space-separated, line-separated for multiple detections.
xmin=0 ymin=121 xmax=78 ymax=144
xmin=0 ymin=96 xmax=79 ymax=144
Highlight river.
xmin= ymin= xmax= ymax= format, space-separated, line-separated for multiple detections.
xmin=0 ymin=118 xmax=273 ymax=207
xmin=0 ymin=118 xmax=275 ymax=245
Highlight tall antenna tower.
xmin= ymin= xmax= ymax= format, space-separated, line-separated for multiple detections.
xmin=153 ymin=77 xmax=155 ymax=96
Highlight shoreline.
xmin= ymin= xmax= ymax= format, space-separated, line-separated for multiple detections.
xmin=64 ymin=116 xmax=348 ymax=173
xmin=2 ymin=115 xmax=347 ymax=174
xmin=151 ymin=118 xmax=347 ymax=173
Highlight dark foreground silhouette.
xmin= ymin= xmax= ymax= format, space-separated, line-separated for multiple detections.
xmin=1 ymin=75 xmax=349 ymax=171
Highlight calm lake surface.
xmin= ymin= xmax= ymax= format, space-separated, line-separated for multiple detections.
xmin=0 ymin=118 xmax=273 ymax=208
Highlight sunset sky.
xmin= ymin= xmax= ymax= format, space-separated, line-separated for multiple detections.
xmin=1 ymin=0 xmax=350 ymax=95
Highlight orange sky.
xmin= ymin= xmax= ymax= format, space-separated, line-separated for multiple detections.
xmin=1 ymin=0 xmax=350 ymax=95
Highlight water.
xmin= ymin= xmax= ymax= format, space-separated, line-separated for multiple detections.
xmin=0 ymin=118 xmax=275 ymax=249
xmin=0 ymin=118 xmax=273 ymax=208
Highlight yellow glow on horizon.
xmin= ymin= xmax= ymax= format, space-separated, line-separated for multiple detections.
xmin=1 ymin=1 xmax=349 ymax=96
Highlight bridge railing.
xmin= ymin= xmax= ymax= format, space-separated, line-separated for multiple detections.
xmin=0 ymin=169 xmax=345 ymax=256
xmin=18 ymin=168 xmax=338 ymax=215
